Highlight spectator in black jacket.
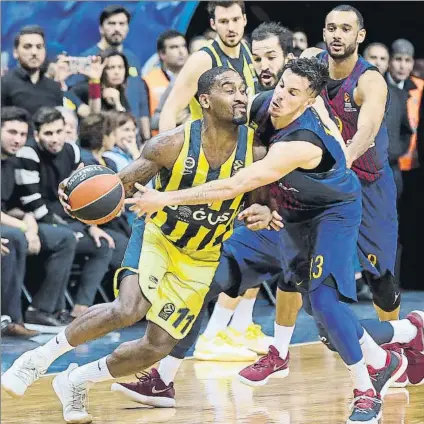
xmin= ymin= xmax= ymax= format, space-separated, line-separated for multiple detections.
xmin=1 ymin=107 xmax=77 ymax=329
xmin=364 ymin=42 xmax=412 ymax=198
xmin=1 ymin=26 xmax=63 ymax=117
xmin=14 ymin=107 xmax=115 ymax=318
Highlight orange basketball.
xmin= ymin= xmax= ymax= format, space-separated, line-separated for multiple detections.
xmin=65 ymin=165 xmax=125 ymax=225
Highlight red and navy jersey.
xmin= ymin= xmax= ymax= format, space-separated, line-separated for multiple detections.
xmin=252 ymin=92 xmax=361 ymax=222
xmin=318 ymin=51 xmax=389 ymax=182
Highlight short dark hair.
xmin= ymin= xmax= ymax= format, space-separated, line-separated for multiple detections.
xmin=32 ymin=107 xmax=64 ymax=132
xmin=79 ymin=113 xmax=108 ymax=150
xmin=251 ymin=22 xmax=293 ymax=56
xmin=198 ymin=66 xmax=238 ymax=96
xmin=99 ymin=5 xmax=131 ymax=26
xmin=100 ymin=49 xmax=130 ymax=87
xmin=207 ymin=1 xmax=245 ymax=19
xmin=328 ymin=5 xmax=364 ymax=29
xmin=14 ymin=25 xmax=45 ymax=48
xmin=157 ymin=30 xmax=185 ymax=53
xmin=1 ymin=107 xmax=30 ymax=127
xmin=282 ymin=58 xmax=329 ymax=97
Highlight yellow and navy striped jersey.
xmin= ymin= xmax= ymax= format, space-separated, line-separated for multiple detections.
xmin=189 ymin=40 xmax=258 ymax=120
xmin=151 ymin=119 xmax=254 ymax=254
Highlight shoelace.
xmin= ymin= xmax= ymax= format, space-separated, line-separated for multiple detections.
xmin=135 ymin=370 xmax=154 ymax=385
xmin=245 ymin=324 xmax=265 ymax=340
xmin=251 ymin=352 xmax=277 ymax=369
xmin=70 ymin=382 xmax=88 ymax=412
xmin=349 ymin=394 xmax=382 ymax=414
xmin=216 ymin=331 xmax=243 ymax=347
xmin=15 ymin=359 xmax=46 ymax=386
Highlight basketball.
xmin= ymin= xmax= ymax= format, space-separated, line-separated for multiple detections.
xmin=64 ymin=165 xmax=125 ymax=225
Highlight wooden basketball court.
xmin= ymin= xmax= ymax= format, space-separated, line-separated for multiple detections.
xmin=2 ymin=343 xmax=423 ymax=424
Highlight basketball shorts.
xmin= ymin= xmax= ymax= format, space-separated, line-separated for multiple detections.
xmin=357 ymin=164 xmax=398 ymax=277
xmin=114 ymin=218 xmax=219 ymax=340
xmin=277 ymin=199 xmax=362 ymax=301
xmin=218 ymin=224 xmax=284 ymax=297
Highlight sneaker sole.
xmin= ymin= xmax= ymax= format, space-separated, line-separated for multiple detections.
xmin=391 ymin=378 xmax=409 ymax=388
xmin=193 ymin=351 xmax=257 ymax=362
xmin=52 ymin=375 xmax=93 ymax=424
xmin=111 ymin=383 xmax=176 ymax=408
xmin=1 ymin=379 xmax=25 ymax=398
xmin=380 ymin=352 xmax=408 ymax=399
xmin=238 ymin=368 xmax=289 ymax=387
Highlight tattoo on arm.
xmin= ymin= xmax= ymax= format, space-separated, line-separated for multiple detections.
xmin=118 ymin=128 xmax=183 ymax=197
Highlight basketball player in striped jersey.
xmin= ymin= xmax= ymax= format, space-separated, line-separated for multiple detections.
xmin=160 ymin=0 xmax=275 ymax=357
xmin=160 ymin=1 xmax=258 ymax=131
xmin=1 ymin=67 xmax=281 ymax=424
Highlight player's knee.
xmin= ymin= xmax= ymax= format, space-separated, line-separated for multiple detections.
xmin=366 ymin=272 xmax=400 ymax=312
xmin=145 ymin=324 xmax=178 ymax=360
xmin=115 ymin=274 xmax=148 ymax=324
xmin=318 ymin=326 xmax=338 ymax=352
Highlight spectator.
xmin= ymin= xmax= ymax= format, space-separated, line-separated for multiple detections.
xmin=14 ymin=107 xmax=115 ymax=318
xmin=2 ymin=107 xmax=77 ymax=329
xmin=103 ymin=112 xmax=139 ymax=171
xmin=69 ymin=50 xmax=131 ymax=114
xmin=79 ymin=112 xmax=130 ymax=267
xmin=364 ymin=42 xmax=412 ymax=198
xmin=293 ymin=30 xmax=308 ymax=51
xmin=56 ymin=106 xmax=79 ymax=144
xmin=144 ymin=30 xmax=189 ymax=135
xmin=1 ymin=26 xmax=63 ymax=117
xmin=386 ymin=39 xmax=424 ymax=291
xmin=103 ymin=111 xmax=143 ymax=225
xmin=387 ymin=38 xmax=424 ymax=171
xmin=77 ymin=5 xmax=151 ymax=141
xmin=189 ymin=35 xmax=209 ymax=54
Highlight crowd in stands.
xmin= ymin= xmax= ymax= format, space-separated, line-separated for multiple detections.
xmin=1 ymin=4 xmax=423 ymax=338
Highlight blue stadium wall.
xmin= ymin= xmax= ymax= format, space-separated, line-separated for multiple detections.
xmin=1 ymin=1 xmax=199 ymax=68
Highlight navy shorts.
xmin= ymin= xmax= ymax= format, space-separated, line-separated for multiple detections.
xmin=357 ymin=164 xmax=398 ymax=277
xmin=214 ymin=224 xmax=284 ymax=297
xmin=277 ymin=199 xmax=362 ymax=301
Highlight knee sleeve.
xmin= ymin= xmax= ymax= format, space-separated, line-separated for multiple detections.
xmin=364 ymin=271 xmax=400 ymax=312
xmin=317 ymin=321 xmax=338 ymax=352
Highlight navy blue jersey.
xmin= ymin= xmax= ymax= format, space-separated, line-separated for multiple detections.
xmin=317 ymin=51 xmax=389 ymax=182
xmin=252 ymin=93 xmax=361 ymax=222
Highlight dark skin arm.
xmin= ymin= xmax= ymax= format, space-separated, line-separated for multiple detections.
xmin=58 ymin=126 xmax=185 ymax=214
xmin=118 ymin=126 xmax=185 ymax=197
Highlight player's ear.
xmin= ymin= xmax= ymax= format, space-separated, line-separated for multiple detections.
xmin=199 ymin=93 xmax=210 ymax=109
xmin=210 ymin=19 xmax=217 ymax=32
xmin=357 ymin=28 xmax=366 ymax=45
xmin=308 ymin=96 xmax=317 ymax=107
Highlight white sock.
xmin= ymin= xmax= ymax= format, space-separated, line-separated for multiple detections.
xmin=273 ymin=322 xmax=294 ymax=359
xmin=347 ymin=358 xmax=375 ymax=393
xmin=69 ymin=356 xmax=113 ymax=384
xmin=158 ymin=356 xmax=183 ymax=386
xmin=35 ymin=330 xmax=74 ymax=367
xmin=229 ymin=297 xmax=256 ymax=333
xmin=203 ymin=304 xmax=234 ymax=339
xmin=360 ymin=329 xmax=388 ymax=370
xmin=390 ymin=319 xmax=418 ymax=344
